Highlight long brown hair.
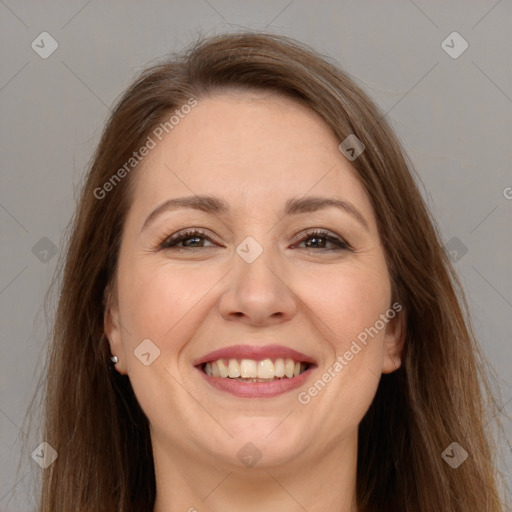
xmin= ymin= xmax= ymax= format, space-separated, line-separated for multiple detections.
xmin=36 ymin=31 xmax=507 ymax=511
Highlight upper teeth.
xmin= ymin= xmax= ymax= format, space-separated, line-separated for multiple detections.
xmin=203 ymin=358 xmax=306 ymax=379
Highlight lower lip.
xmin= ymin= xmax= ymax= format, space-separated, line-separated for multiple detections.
xmin=197 ymin=366 xmax=315 ymax=398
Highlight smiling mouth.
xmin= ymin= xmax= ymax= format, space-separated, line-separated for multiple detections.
xmin=200 ymin=358 xmax=312 ymax=382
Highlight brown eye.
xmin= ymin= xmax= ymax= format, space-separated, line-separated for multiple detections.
xmin=159 ymin=229 xmax=216 ymax=250
xmin=293 ymin=229 xmax=350 ymax=251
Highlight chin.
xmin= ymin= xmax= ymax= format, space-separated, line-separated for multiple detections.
xmin=207 ymin=416 xmax=308 ymax=469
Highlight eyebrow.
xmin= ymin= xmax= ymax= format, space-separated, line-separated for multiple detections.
xmin=141 ymin=194 xmax=369 ymax=232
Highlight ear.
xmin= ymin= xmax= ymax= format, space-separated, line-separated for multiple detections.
xmin=381 ymin=306 xmax=406 ymax=374
xmin=103 ymin=281 xmax=127 ymax=375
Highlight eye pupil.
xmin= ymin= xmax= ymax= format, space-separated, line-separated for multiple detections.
xmin=306 ymin=236 xmax=325 ymax=248
xmin=184 ymin=236 xmax=202 ymax=247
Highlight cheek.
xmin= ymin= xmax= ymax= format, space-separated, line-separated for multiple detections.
xmin=119 ymin=260 xmax=217 ymax=336
xmin=294 ymin=262 xmax=391 ymax=429
xmin=114 ymin=260 xmax=220 ymax=436
xmin=295 ymin=258 xmax=392 ymax=348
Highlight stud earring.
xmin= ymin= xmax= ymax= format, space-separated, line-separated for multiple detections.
xmin=110 ymin=355 xmax=119 ymax=364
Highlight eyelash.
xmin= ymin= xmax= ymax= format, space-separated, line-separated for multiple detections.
xmin=157 ymin=228 xmax=351 ymax=252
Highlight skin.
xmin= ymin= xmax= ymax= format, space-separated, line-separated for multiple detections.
xmin=105 ymin=90 xmax=404 ymax=512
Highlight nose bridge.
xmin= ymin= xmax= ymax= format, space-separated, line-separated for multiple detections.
xmin=236 ymin=235 xmax=279 ymax=287
xmin=218 ymin=233 xmax=297 ymax=324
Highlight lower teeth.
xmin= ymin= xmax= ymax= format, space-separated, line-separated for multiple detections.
xmin=232 ymin=376 xmax=289 ymax=382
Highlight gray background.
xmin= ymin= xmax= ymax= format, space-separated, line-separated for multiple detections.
xmin=0 ymin=1 xmax=511 ymax=510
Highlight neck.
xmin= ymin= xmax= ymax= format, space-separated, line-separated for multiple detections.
xmin=152 ymin=430 xmax=359 ymax=512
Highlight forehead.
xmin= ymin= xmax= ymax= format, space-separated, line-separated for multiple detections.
xmin=128 ymin=91 xmax=375 ymax=225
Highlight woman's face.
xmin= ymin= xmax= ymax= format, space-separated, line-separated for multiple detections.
xmin=105 ymin=91 xmax=403 ymax=472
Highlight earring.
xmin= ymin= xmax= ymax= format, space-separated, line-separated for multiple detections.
xmin=110 ymin=355 xmax=119 ymax=364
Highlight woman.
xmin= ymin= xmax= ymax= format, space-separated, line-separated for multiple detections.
xmin=39 ymin=32 xmax=506 ymax=511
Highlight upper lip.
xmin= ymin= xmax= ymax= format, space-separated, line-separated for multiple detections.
xmin=193 ymin=344 xmax=317 ymax=367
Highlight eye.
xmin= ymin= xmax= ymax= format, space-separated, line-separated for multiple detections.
xmin=158 ymin=229 xmax=217 ymax=250
xmin=292 ymin=229 xmax=351 ymax=252
xmin=157 ymin=228 xmax=351 ymax=252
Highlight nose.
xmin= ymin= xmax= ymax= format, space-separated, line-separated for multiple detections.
xmin=218 ymin=244 xmax=298 ymax=327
